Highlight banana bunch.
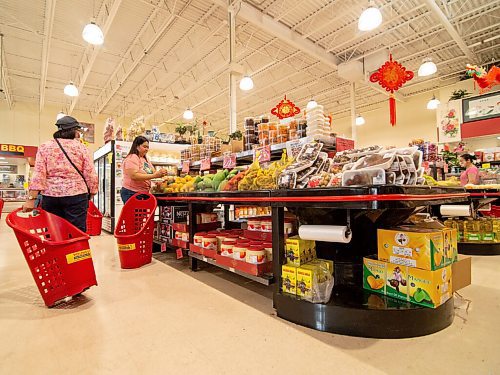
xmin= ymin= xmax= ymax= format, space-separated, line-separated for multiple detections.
xmin=238 ymin=151 xmax=293 ymax=191
xmin=423 ymin=174 xmax=460 ymax=187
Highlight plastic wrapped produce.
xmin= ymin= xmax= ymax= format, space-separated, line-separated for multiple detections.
xmin=342 ymin=168 xmax=386 ymax=186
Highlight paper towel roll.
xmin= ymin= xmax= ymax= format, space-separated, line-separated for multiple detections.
xmin=298 ymin=225 xmax=352 ymax=243
xmin=440 ymin=205 xmax=471 ymax=217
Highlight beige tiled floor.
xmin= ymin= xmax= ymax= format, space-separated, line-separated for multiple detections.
xmin=0 ymin=218 xmax=499 ymax=374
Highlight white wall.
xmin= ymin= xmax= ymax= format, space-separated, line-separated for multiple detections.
xmin=332 ymin=79 xmax=479 ymax=148
xmin=0 ymin=102 xmax=132 ymax=154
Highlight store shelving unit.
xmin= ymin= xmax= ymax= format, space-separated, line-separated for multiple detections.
xmin=156 ymin=186 xmax=468 ymax=338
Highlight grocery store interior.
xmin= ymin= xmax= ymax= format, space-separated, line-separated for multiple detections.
xmin=0 ymin=0 xmax=499 ymax=373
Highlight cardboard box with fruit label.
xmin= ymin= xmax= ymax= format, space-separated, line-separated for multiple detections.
xmin=296 ymin=261 xmax=334 ymax=302
xmin=378 ymin=228 xmax=451 ymax=270
xmin=363 ymin=257 xmax=452 ymax=308
xmin=285 ymin=236 xmax=316 ymax=266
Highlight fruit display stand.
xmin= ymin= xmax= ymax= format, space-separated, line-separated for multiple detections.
xmin=458 ymin=187 xmax=500 ymax=256
xmin=156 ymin=186 xmax=469 ymax=338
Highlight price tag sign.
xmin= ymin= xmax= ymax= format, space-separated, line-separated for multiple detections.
xmin=336 ymin=137 xmax=355 ymax=152
xmin=182 ymin=160 xmax=190 ymax=173
xmin=229 ymin=267 xmax=235 ymax=273
xmin=223 ymin=153 xmax=237 ymax=169
xmin=200 ymin=157 xmax=211 ymax=171
xmin=160 ymin=243 xmax=167 ymax=252
xmin=176 ymin=248 xmax=184 ymax=259
xmin=253 ymin=145 xmax=271 ymax=163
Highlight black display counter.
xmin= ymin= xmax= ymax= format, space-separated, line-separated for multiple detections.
xmin=155 ymin=186 xmax=469 ymax=338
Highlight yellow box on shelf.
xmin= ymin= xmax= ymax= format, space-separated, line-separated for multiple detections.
xmin=377 ymin=227 xmax=453 ymax=271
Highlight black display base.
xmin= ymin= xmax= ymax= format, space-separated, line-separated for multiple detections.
xmin=274 ymin=286 xmax=454 ymax=338
xmin=458 ymin=242 xmax=500 ymax=256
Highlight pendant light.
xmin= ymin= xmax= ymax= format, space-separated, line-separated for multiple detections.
xmin=83 ymin=0 xmax=104 ymax=45
xmin=306 ymin=98 xmax=318 ymax=110
xmin=56 ymin=111 xmax=66 ymax=120
xmin=82 ymin=21 xmax=104 ymax=45
xmin=418 ymin=57 xmax=437 ymax=77
xmin=183 ymin=108 xmax=194 ymax=120
xmin=239 ymin=76 xmax=254 ymax=91
xmin=426 ymin=95 xmax=440 ymax=110
xmin=358 ymin=1 xmax=382 ymax=31
xmin=64 ymin=81 xmax=79 ymax=97
xmin=355 ymin=114 xmax=366 ymax=126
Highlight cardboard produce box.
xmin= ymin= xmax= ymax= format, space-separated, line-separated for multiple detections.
xmin=282 ymin=264 xmax=297 ymax=295
xmin=363 ymin=257 xmax=452 ymax=308
xmin=452 ymin=254 xmax=472 ymax=292
xmin=378 ymin=227 xmax=455 ymax=270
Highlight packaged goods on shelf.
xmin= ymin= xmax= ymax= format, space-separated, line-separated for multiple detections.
xmin=377 ymin=227 xmax=457 ymax=270
xmin=285 ymin=236 xmax=316 ymax=266
xmin=296 ymin=261 xmax=334 ymax=303
xmin=363 ymin=257 xmax=452 ymax=309
xmin=282 ymin=264 xmax=297 ymax=294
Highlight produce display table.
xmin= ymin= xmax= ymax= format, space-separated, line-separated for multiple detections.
xmin=156 ymin=186 xmax=469 ymax=338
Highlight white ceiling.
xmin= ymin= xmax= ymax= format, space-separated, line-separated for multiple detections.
xmin=0 ymin=0 xmax=498 ymax=135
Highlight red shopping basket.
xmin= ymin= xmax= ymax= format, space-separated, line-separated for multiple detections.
xmin=6 ymin=208 xmax=98 ymax=307
xmin=86 ymin=200 xmax=103 ymax=236
xmin=114 ymin=193 xmax=157 ymax=269
xmin=0 ymin=198 xmax=4 ymax=220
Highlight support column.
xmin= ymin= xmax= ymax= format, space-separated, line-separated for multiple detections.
xmin=350 ymin=82 xmax=357 ymax=144
xmin=228 ymin=4 xmax=237 ymax=134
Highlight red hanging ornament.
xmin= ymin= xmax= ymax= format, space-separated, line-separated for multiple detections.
xmin=370 ymin=54 xmax=414 ymax=126
xmin=271 ymin=95 xmax=301 ymax=120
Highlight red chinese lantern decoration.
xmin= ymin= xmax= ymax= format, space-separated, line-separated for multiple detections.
xmin=370 ymin=54 xmax=414 ymax=126
xmin=271 ymin=95 xmax=301 ymax=120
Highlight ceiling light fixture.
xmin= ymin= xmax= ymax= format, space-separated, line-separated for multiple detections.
xmin=239 ymin=76 xmax=254 ymax=91
xmin=358 ymin=1 xmax=382 ymax=31
xmin=183 ymin=108 xmax=194 ymax=120
xmin=355 ymin=114 xmax=366 ymax=126
xmin=426 ymin=95 xmax=440 ymax=110
xmin=82 ymin=21 xmax=104 ymax=45
xmin=306 ymin=98 xmax=318 ymax=110
xmin=56 ymin=111 xmax=66 ymax=120
xmin=418 ymin=57 xmax=437 ymax=77
xmin=64 ymin=81 xmax=79 ymax=97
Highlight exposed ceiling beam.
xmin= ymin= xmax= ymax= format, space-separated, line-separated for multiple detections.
xmin=212 ymin=0 xmax=340 ymax=67
xmin=92 ymin=0 xmax=188 ymax=114
xmin=39 ymin=0 xmax=57 ymax=112
xmin=68 ymin=0 xmax=122 ymax=114
xmin=0 ymin=33 xmax=13 ymax=109
xmin=124 ymin=4 xmax=222 ymax=116
xmin=423 ymin=0 xmax=476 ymax=61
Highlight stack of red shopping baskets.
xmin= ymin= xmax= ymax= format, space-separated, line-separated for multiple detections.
xmin=114 ymin=193 xmax=157 ymax=269
xmin=6 ymin=208 xmax=98 ymax=307
xmin=86 ymin=200 xmax=103 ymax=236
xmin=0 ymin=198 xmax=4 ymax=220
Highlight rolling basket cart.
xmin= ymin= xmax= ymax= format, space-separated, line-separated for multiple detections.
xmin=86 ymin=200 xmax=103 ymax=236
xmin=6 ymin=208 xmax=98 ymax=307
xmin=114 ymin=193 xmax=157 ymax=269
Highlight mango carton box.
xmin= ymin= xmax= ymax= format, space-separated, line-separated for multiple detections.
xmin=442 ymin=227 xmax=458 ymax=263
xmin=378 ymin=228 xmax=448 ymax=271
xmin=296 ymin=261 xmax=333 ymax=300
xmin=363 ymin=256 xmax=452 ymax=308
xmin=285 ymin=236 xmax=316 ymax=266
xmin=282 ymin=264 xmax=297 ymax=295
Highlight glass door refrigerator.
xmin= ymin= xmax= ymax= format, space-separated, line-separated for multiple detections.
xmin=93 ymin=141 xmax=115 ymax=233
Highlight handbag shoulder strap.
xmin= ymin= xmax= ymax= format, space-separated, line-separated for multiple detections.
xmin=54 ymin=138 xmax=90 ymax=195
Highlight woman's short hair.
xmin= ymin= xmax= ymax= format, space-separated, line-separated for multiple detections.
xmin=53 ymin=128 xmax=78 ymax=139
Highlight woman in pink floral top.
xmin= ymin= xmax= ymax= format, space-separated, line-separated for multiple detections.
xmin=24 ymin=116 xmax=98 ymax=232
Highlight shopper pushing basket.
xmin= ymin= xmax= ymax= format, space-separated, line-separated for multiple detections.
xmin=23 ymin=116 xmax=98 ymax=232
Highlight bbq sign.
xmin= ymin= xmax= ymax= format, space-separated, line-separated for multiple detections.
xmin=0 ymin=144 xmax=25 ymax=156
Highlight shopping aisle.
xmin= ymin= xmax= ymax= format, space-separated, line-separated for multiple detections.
xmin=0 ymin=219 xmax=498 ymax=374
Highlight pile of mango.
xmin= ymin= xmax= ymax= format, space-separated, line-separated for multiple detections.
xmin=196 ymin=168 xmax=245 ymax=192
xmin=153 ymin=175 xmax=196 ymax=193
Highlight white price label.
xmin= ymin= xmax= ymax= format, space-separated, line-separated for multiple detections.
xmin=229 ymin=267 xmax=235 ymax=272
